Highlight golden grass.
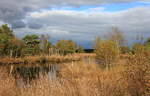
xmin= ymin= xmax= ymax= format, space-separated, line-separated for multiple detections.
xmin=0 ymin=54 xmax=149 ymax=96
xmin=15 ymin=61 xmax=127 ymax=96
xmin=0 ymin=67 xmax=17 ymax=96
xmin=0 ymin=53 xmax=95 ymax=65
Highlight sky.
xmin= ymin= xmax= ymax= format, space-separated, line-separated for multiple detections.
xmin=0 ymin=0 xmax=150 ymax=48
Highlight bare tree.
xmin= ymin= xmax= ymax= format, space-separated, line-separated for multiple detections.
xmin=107 ymin=27 xmax=126 ymax=46
xmin=135 ymin=34 xmax=144 ymax=44
xmin=40 ymin=34 xmax=51 ymax=54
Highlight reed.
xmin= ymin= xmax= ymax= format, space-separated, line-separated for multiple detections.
xmin=0 ymin=53 xmax=95 ymax=65
xmin=0 ymin=53 xmax=149 ymax=96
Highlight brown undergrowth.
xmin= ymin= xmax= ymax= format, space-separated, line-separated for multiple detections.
xmin=0 ymin=53 xmax=95 ymax=65
xmin=0 ymin=53 xmax=149 ymax=96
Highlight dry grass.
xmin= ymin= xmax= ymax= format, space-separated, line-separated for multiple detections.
xmin=16 ymin=61 xmax=127 ymax=96
xmin=0 ymin=67 xmax=17 ymax=96
xmin=0 ymin=53 xmax=95 ymax=65
xmin=0 ymin=57 xmax=23 ymax=65
xmin=0 ymin=53 xmax=149 ymax=96
xmin=123 ymin=52 xmax=150 ymax=96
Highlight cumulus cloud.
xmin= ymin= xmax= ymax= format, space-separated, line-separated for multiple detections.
xmin=12 ymin=5 xmax=150 ymax=48
xmin=0 ymin=0 xmax=148 ymax=28
xmin=0 ymin=0 xmax=150 ymax=47
xmin=27 ymin=6 xmax=150 ymax=34
xmin=27 ymin=22 xmax=43 ymax=29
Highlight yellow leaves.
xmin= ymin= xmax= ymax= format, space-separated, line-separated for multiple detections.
xmin=95 ymin=40 xmax=120 ymax=67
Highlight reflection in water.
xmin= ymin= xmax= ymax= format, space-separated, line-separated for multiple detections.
xmin=2 ymin=57 xmax=93 ymax=87
xmin=48 ymin=65 xmax=59 ymax=79
xmin=9 ymin=64 xmax=60 ymax=86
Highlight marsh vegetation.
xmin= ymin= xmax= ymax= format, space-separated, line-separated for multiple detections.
xmin=0 ymin=25 xmax=150 ymax=96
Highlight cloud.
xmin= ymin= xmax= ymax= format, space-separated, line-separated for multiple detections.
xmin=27 ymin=22 xmax=43 ymax=29
xmin=12 ymin=5 xmax=150 ymax=48
xmin=0 ymin=0 xmax=150 ymax=47
xmin=0 ymin=0 xmax=149 ymax=28
xmin=11 ymin=21 xmax=26 ymax=29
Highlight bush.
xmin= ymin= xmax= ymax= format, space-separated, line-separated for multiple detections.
xmin=123 ymin=46 xmax=150 ymax=96
xmin=95 ymin=39 xmax=120 ymax=69
xmin=55 ymin=40 xmax=78 ymax=55
xmin=120 ymin=46 xmax=131 ymax=54
xmin=132 ymin=43 xmax=145 ymax=54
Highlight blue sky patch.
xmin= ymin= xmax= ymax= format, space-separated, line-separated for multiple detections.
xmin=49 ymin=1 xmax=150 ymax=12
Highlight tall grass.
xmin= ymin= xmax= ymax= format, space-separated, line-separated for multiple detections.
xmin=0 ymin=67 xmax=17 ymax=96
xmin=0 ymin=53 xmax=149 ymax=96
xmin=123 ymin=48 xmax=150 ymax=96
xmin=0 ymin=53 xmax=95 ymax=65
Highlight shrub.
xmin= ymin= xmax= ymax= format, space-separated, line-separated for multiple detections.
xmin=95 ymin=39 xmax=120 ymax=69
xmin=132 ymin=43 xmax=145 ymax=55
xmin=120 ymin=46 xmax=131 ymax=54
xmin=55 ymin=40 xmax=78 ymax=55
xmin=123 ymin=46 xmax=150 ymax=96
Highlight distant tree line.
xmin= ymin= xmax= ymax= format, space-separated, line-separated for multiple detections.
xmin=0 ymin=24 xmax=84 ymax=57
xmin=1 ymin=24 xmax=150 ymax=59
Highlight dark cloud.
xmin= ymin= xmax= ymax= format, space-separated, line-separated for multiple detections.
xmin=0 ymin=0 xmax=150 ymax=47
xmin=11 ymin=21 xmax=26 ymax=29
xmin=28 ymin=23 xmax=43 ymax=29
xmin=0 ymin=0 xmax=145 ymax=28
xmin=0 ymin=1 xmax=27 ymax=28
xmin=13 ymin=6 xmax=150 ymax=48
